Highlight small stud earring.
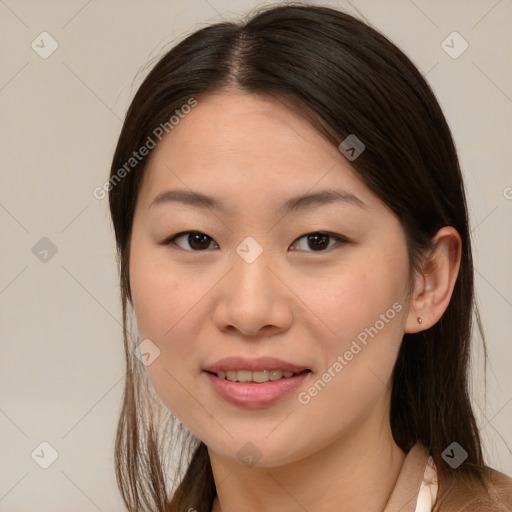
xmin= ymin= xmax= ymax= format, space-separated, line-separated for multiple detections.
xmin=417 ymin=316 xmax=423 ymax=324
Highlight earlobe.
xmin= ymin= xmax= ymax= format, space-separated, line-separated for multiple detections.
xmin=404 ymin=227 xmax=462 ymax=333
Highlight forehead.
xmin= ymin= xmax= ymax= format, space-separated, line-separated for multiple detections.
xmin=137 ymin=92 xmax=376 ymax=214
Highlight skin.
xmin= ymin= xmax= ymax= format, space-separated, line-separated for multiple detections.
xmin=129 ymin=90 xmax=461 ymax=512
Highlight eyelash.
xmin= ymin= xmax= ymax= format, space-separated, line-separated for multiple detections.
xmin=161 ymin=231 xmax=349 ymax=253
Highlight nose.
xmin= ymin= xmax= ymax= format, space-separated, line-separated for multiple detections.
xmin=212 ymin=249 xmax=294 ymax=338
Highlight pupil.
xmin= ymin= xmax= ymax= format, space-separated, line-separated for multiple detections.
xmin=308 ymin=233 xmax=329 ymax=250
xmin=189 ymin=233 xmax=210 ymax=250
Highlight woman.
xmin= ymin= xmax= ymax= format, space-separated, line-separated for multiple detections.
xmin=108 ymin=4 xmax=512 ymax=511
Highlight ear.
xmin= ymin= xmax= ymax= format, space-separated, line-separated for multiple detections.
xmin=405 ymin=226 xmax=462 ymax=333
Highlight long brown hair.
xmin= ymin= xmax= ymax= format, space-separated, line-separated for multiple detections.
xmin=108 ymin=3 xmax=491 ymax=511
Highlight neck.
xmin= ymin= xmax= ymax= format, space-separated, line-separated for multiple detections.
xmin=209 ymin=409 xmax=406 ymax=512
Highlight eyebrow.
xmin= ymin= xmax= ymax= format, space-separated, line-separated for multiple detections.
xmin=148 ymin=188 xmax=366 ymax=214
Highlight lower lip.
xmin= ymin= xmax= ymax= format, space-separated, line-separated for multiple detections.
xmin=204 ymin=371 xmax=310 ymax=409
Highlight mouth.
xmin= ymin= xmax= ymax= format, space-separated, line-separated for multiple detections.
xmin=202 ymin=356 xmax=312 ymax=407
xmin=205 ymin=369 xmax=312 ymax=384
xmin=204 ymin=368 xmax=312 ymax=409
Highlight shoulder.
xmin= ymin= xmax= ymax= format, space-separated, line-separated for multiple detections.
xmin=485 ymin=468 xmax=512 ymax=511
xmin=437 ymin=466 xmax=512 ymax=511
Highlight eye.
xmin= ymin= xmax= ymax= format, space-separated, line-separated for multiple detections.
xmin=163 ymin=231 xmax=219 ymax=251
xmin=161 ymin=230 xmax=348 ymax=252
xmin=289 ymin=231 xmax=348 ymax=252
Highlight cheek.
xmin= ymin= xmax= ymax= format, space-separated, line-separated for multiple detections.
xmin=298 ymin=246 xmax=408 ymax=348
xmin=129 ymin=243 xmax=210 ymax=431
xmin=128 ymin=239 xmax=223 ymax=362
xmin=291 ymin=261 xmax=407 ymax=445
xmin=129 ymin=242 xmax=200 ymax=339
xmin=295 ymin=242 xmax=409 ymax=421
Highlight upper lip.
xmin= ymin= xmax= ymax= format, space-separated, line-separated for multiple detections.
xmin=203 ymin=356 xmax=310 ymax=374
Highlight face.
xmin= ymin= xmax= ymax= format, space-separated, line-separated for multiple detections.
xmin=129 ymin=91 xmax=412 ymax=468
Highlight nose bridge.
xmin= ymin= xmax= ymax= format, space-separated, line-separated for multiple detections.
xmin=231 ymin=241 xmax=278 ymax=312
xmin=214 ymin=236 xmax=293 ymax=335
xmin=233 ymin=245 xmax=273 ymax=298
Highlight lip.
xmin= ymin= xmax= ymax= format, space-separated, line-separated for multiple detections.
xmin=205 ymin=370 xmax=310 ymax=409
xmin=203 ymin=356 xmax=310 ymax=373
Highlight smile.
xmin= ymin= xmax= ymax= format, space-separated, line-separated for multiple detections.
xmin=204 ymin=370 xmax=311 ymax=408
xmin=213 ymin=369 xmax=308 ymax=383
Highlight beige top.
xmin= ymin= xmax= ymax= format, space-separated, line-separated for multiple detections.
xmin=383 ymin=443 xmax=438 ymax=512
xmin=383 ymin=442 xmax=512 ymax=512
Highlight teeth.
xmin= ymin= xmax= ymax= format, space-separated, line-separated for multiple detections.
xmin=217 ymin=369 xmax=296 ymax=383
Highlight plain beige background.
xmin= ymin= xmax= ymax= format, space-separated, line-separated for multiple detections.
xmin=1 ymin=0 xmax=511 ymax=510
